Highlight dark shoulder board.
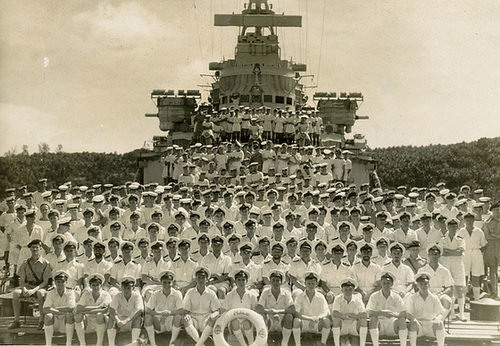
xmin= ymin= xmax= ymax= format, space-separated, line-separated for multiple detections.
xmin=263 ymin=259 xmax=271 ymax=264
xmin=292 ymin=258 xmax=300 ymax=263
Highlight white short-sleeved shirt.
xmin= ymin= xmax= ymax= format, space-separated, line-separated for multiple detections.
xmin=142 ymin=258 xmax=172 ymax=281
xmin=184 ymin=287 xmax=221 ymax=314
xmin=382 ymin=262 xmax=415 ymax=293
xmin=440 ymin=206 xmax=459 ymax=220
xmin=231 ymin=260 xmax=261 ymax=286
xmin=332 ymin=294 xmax=365 ymax=315
xmin=295 ymin=290 xmax=330 ymax=318
xmin=54 ymin=259 xmax=84 ymax=289
xmin=171 ymin=257 xmax=198 ymax=287
xmin=44 ymin=288 xmax=76 ymax=309
xmin=110 ymin=290 xmax=144 ymax=317
xmin=201 ymin=252 xmax=232 ymax=276
xmin=146 ymin=288 xmax=184 ymax=312
xmin=110 ymin=260 xmax=142 ymax=283
xmin=77 ymin=289 xmax=112 ymax=308
xmin=320 ymin=262 xmax=354 ymax=290
xmin=84 ymin=258 xmax=113 ymax=277
xmin=416 ymin=227 xmax=443 ymax=258
xmin=288 ymin=258 xmax=322 ymax=287
xmin=261 ymin=259 xmax=290 ymax=280
xmin=457 ymin=227 xmax=487 ymax=251
xmin=352 ymin=262 xmax=382 ymax=292
xmin=404 ymin=291 xmax=445 ymax=320
xmin=417 ymin=264 xmax=454 ymax=294
xmin=258 ymin=287 xmax=293 ymax=310
xmin=223 ymin=289 xmax=258 ymax=310
xmin=392 ymin=229 xmax=418 ymax=245
xmin=366 ymin=290 xmax=406 ymax=316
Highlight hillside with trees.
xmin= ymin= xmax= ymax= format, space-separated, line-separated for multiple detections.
xmin=372 ymin=137 xmax=500 ymax=196
xmin=0 ymin=137 xmax=499 ymax=198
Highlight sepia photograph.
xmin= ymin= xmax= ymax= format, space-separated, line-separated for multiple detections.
xmin=0 ymin=0 xmax=499 ymax=344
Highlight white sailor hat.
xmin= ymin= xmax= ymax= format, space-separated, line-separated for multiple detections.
xmin=340 ymin=277 xmax=358 ymax=288
xmin=303 ymin=271 xmax=320 ymax=281
xmin=194 ymin=266 xmax=211 ymax=278
xmin=380 ymin=271 xmax=396 ymax=283
xmin=159 ymin=270 xmax=176 ymax=281
xmin=88 ymin=273 xmax=105 ymax=284
xmin=53 ymin=270 xmax=70 ymax=280
xmin=120 ymin=276 xmax=136 ymax=285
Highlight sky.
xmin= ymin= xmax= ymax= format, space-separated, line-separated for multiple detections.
xmin=1 ymin=0 xmax=499 ymax=154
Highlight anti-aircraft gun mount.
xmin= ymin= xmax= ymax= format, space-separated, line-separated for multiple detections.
xmin=313 ymin=91 xmax=370 ymax=151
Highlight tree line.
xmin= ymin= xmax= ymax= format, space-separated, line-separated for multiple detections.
xmin=0 ymin=137 xmax=499 ymax=199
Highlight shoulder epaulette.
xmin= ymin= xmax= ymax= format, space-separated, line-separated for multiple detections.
xmin=456 ymin=235 xmax=463 ymax=239
xmin=233 ymin=261 xmax=241 ymax=264
xmin=173 ymin=257 xmax=180 ymax=262
xmin=292 ymin=258 xmax=300 ymax=262
xmin=58 ymin=259 xmax=65 ymax=263
xmin=263 ymin=259 xmax=271 ymax=264
xmin=88 ymin=258 xmax=95 ymax=262
xmin=383 ymin=262 xmax=391 ymax=266
xmin=114 ymin=259 xmax=123 ymax=264
xmin=192 ymin=250 xmax=199 ymax=254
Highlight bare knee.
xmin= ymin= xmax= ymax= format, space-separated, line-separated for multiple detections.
xmin=66 ymin=312 xmax=74 ymax=324
xmin=44 ymin=313 xmax=54 ymax=325
xmin=241 ymin=320 xmax=252 ymax=330
xmin=231 ymin=319 xmax=240 ymax=330
xmin=74 ymin=313 xmax=84 ymax=323
xmin=96 ymin=313 xmax=106 ymax=324
xmin=283 ymin=314 xmax=293 ymax=329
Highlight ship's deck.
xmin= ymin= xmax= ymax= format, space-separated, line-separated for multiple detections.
xmin=0 ymin=316 xmax=499 ymax=345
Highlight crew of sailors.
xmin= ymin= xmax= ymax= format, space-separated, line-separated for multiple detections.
xmin=0 ymin=176 xmax=498 ymax=346
xmin=193 ymin=106 xmax=323 ymax=146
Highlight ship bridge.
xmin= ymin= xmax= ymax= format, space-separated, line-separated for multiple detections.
xmin=209 ymin=0 xmax=307 ymax=110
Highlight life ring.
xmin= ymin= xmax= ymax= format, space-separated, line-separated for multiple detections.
xmin=213 ymin=308 xmax=268 ymax=346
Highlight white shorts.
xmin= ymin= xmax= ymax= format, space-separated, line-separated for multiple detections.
xmin=441 ymin=257 xmax=466 ymax=286
xmin=416 ymin=320 xmax=439 ymax=337
xmin=464 ymin=250 xmax=485 ymax=276
xmin=191 ymin=313 xmax=210 ymax=332
xmin=378 ymin=318 xmax=397 ymax=336
xmin=266 ymin=314 xmax=284 ymax=332
xmin=85 ymin=315 xmax=101 ymax=332
xmin=52 ymin=315 xmax=67 ymax=334
xmin=340 ymin=319 xmax=358 ymax=336
xmin=302 ymin=320 xmax=320 ymax=333
xmin=116 ymin=315 xmax=134 ymax=332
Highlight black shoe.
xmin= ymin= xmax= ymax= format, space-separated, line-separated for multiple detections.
xmin=9 ymin=321 xmax=20 ymax=329
xmin=37 ymin=321 xmax=44 ymax=330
